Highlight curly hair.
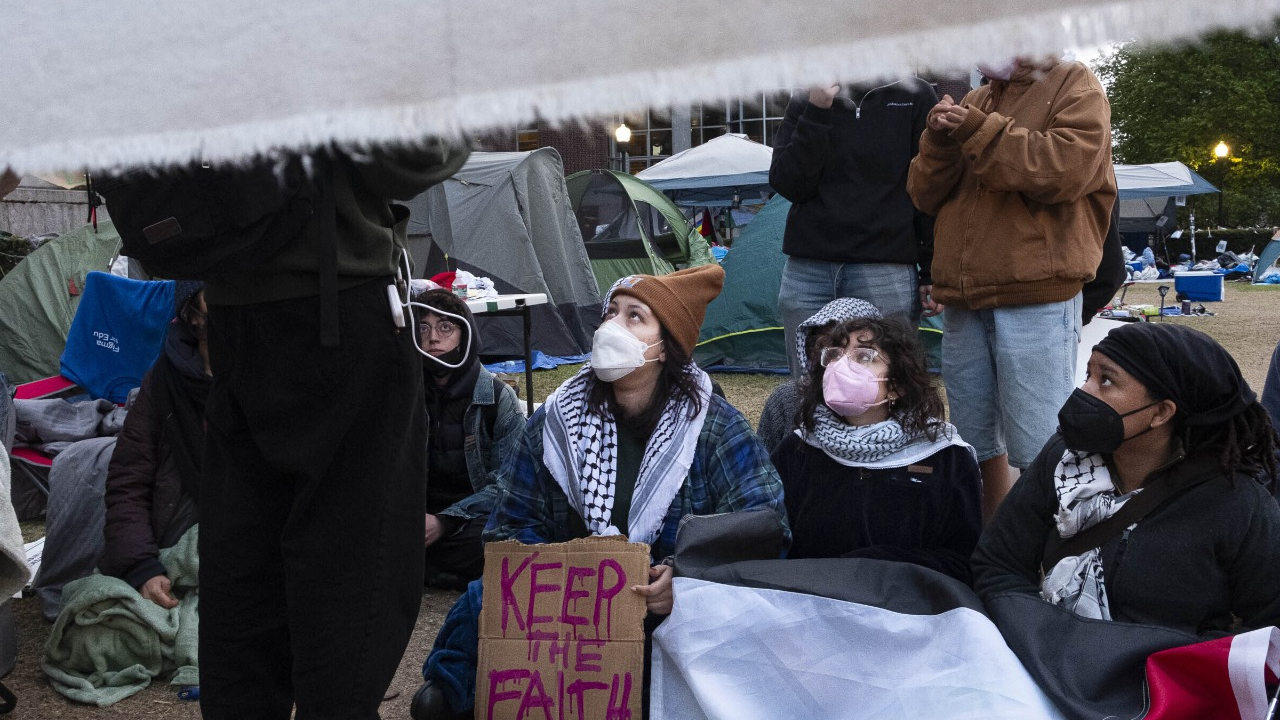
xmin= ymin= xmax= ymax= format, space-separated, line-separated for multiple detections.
xmin=1181 ymin=403 xmax=1279 ymax=490
xmin=588 ymin=323 xmax=704 ymax=437
xmin=797 ymin=318 xmax=945 ymax=438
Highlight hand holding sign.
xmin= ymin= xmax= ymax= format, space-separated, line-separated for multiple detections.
xmin=633 ymin=564 xmax=674 ymax=616
xmin=478 ymin=537 xmax=650 ymax=720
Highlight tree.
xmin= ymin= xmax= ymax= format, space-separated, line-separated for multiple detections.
xmin=1094 ymin=25 xmax=1280 ymax=228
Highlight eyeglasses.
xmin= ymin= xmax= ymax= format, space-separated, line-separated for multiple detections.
xmin=819 ymin=346 xmax=881 ymax=368
xmin=418 ymin=320 xmax=458 ymax=338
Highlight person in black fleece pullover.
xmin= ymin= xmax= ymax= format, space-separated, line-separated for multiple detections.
xmin=770 ymin=78 xmax=938 ymax=377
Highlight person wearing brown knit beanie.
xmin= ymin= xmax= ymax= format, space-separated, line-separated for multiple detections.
xmin=411 ymin=262 xmax=788 ymax=720
xmin=603 ymin=263 xmax=725 ymax=356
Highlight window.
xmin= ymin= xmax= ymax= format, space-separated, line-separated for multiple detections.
xmin=516 ymin=129 xmax=540 ymax=152
xmin=734 ymin=90 xmax=791 ymax=146
xmin=611 ymin=109 xmax=674 ymax=172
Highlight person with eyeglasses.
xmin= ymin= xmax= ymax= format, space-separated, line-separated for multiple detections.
xmin=770 ymin=316 xmax=981 ymax=584
xmin=414 ymin=289 xmax=525 ymax=591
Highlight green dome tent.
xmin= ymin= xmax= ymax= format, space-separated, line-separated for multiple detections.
xmin=565 ymin=169 xmax=713 ymax=294
xmin=0 ymin=222 xmax=122 ymax=382
xmin=694 ymin=195 xmax=942 ymax=373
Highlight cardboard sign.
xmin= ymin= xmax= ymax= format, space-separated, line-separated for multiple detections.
xmin=477 ymin=536 xmax=651 ymax=720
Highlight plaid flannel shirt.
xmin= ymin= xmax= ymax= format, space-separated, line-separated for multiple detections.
xmin=483 ymin=393 xmax=789 ymax=562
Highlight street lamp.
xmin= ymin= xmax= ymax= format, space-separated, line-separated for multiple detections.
xmin=1214 ymin=141 xmax=1229 ymax=228
xmin=615 ymin=123 xmax=631 ymax=174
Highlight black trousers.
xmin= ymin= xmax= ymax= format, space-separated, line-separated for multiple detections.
xmin=200 ymin=278 xmax=426 ymax=720
xmin=423 ymin=516 xmax=485 ymax=589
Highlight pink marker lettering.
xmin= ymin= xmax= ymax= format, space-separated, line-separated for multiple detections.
xmin=574 ymin=639 xmax=606 ymax=673
xmin=593 ymin=559 xmax=627 ymax=639
xmin=500 ymin=554 xmax=536 ymax=633
xmin=526 ymin=561 xmax=563 ymax=629
xmin=487 ymin=669 xmax=529 ymax=720
xmin=560 ymin=565 xmax=595 ymax=633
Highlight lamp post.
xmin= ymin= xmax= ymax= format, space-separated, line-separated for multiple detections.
xmin=615 ymin=123 xmax=631 ymax=174
xmin=1214 ymin=140 xmax=1229 ymax=228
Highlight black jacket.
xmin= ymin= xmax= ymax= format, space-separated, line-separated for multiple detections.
xmin=771 ymin=435 xmax=981 ymax=584
xmin=973 ymin=434 xmax=1280 ymax=636
xmin=423 ymin=300 xmax=484 ymax=517
xmin=769 ymin=79 xmax=937 ymax=282
xmin=100 ymin=322 xmax=210 ymax=589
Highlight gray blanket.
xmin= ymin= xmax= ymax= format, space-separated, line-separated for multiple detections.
xmin=14 ymin=398 xmax=127 ymax=452
xmin=33 ymin=436 xmax=118 ymax=621
xmin=0 ymin=445 xmax=31 ymax=602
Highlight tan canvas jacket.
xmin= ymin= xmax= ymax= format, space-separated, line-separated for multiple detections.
xmin=908 ymin=60 xmax=1116 ymax=310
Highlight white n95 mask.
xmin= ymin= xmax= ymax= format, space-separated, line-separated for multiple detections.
xmin=591 ymin=320 xmax=662 ymax=382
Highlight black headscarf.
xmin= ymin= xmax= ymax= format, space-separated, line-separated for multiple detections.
xmin=1094 ymin=323 xmax=1256 ymax=427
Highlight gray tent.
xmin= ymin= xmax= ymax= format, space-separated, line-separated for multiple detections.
xmin=403 ymin=149 xmax=601 ymax=358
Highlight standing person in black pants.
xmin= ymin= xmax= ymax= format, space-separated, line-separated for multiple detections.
xmin=199 ymin=141 xmax=468 ymax=720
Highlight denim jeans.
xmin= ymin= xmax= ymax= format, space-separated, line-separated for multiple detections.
xmin=941 ymin=295 xmax=1082 ymax=469
xmin=778 ymin=258 xmax=919 ymax=377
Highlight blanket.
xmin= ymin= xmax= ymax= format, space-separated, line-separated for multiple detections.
xmin=42 ymin=526 xmax=199 ymax=707
xmin=3 ymin=1 xmax=1280 ymax=171
xmin=0 ymin=446 xmax=30 ymax=603
xmin=13 ymin=398 xmax=124 ymax=452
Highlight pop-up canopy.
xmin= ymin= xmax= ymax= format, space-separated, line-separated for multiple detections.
xmin=1115 ymin=161 xmax=1218 ymax=200
xmin=636 ymin=134 xmax=773 ymax=206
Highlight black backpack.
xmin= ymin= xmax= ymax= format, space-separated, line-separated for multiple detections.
xmin=93 ymin=153 xmax=327 ymax=283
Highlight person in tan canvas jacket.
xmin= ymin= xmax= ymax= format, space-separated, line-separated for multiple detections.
xmin=907 ymin=57 xmax=1116 ymax=522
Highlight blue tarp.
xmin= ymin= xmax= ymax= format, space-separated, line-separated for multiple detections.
xmin=483 ymin=351 xmax=589 ymax=375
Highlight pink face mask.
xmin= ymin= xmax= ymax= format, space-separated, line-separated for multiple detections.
xmin=822 ymin=356 xmax=889 ymax=417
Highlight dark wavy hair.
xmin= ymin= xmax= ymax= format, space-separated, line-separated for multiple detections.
xmin=797 ymin=317 xmax=945 ymax=438
xmin=588 ymin=323 xmax=704 ymax=437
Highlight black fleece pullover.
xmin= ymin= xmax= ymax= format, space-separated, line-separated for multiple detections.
xmin=770 ymin=78 xmax=937 ymax=282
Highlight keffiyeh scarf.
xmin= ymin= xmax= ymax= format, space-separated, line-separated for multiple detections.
xmin=799 ymin=404 xmax=970 ymax=469
xmin=541 ymin=365 xmax=712 ymax=545
xmin=1040 ymin=450 xmax=1140 ymax=621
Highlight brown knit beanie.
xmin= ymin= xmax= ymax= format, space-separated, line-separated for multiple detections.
xmin=605 ymin=264 xmax=725 ymax=355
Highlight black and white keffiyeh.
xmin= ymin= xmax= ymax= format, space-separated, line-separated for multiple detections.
xmin=541 ymin=365 xmax=712 ymax=545
xmin=794 ymin=298 xmax=881 ymax=375
xmin=1040 ymin=450 xmax=1140 ymax=621
xmin=799 ymin=403 xmax=970 ymax=469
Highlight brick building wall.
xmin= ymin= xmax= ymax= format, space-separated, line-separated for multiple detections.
xmin=468 ymin=121 xmax=611 ymax=174
xmin=467 ymin=71 xmax=973 ymax=175
xmin=535 ymin=121 xmax=611 ymax=174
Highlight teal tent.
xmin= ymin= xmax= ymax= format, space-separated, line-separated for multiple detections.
xmin=0 ymin=222 xmax=121 ymax=382
xmin=694 ymin=195 xmax=788 ymax=371
xmin=1254 ymin=236 xmax=1280 ymax=283
xmin=694 ymin=195 xmax=942 ymax=373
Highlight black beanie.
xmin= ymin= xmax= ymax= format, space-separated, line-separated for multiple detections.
xmin=1093 ymin=322 xmax=1256 ymax=427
